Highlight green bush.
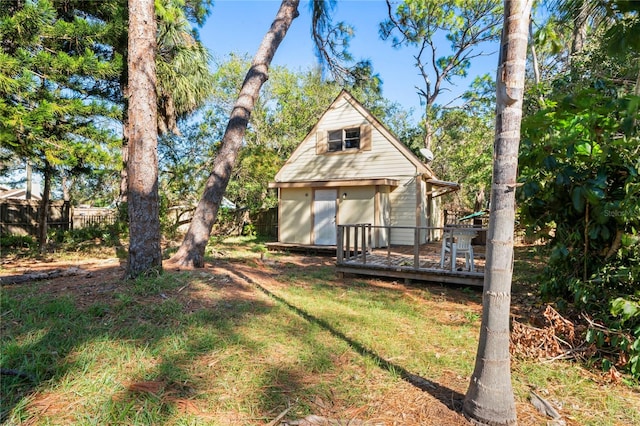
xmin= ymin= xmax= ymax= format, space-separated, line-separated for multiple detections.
xmin=0 ymin=234 xmax=36 ymax=250
xmin=49 ymin=222 xmax=124 ymax=247
xmin=519 ymin=82 xmax=640 ymax=378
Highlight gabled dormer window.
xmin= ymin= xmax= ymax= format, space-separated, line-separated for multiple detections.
xmin=328 ymin=128 xmax=360 ymax=152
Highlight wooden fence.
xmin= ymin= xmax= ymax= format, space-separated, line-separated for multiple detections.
xmin=73 ymin=207 xmax=117 ymax=229
xmin=0 ymin=199 xmax=70 ymax=236
xmin=250 ymin=208 xmax=277 ymax=239
xmin=1 ymin=201 xmax=118 ymax=236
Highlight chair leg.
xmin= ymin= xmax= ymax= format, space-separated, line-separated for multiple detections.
xmin=440 ymin=237 xmax=448 ymax=269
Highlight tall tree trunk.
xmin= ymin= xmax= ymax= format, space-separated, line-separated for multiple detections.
xmin=25 ymin=161 xmax=32 ymax=200
xmin=170 ymin=0 xmax=300 ymax=268
xmin=38 ymin=165 xmax=52 ymax=253
xmin=463 ymin=1 xmax=532 ymax=425
xmin=529 ymin=20 xmax=544 ymax=105
xmin=529 ymin=20 xmax=540 ymax=85
xmin=424 ymin=118 xmax=434 ymax=151
xmin=570 ymin=0 xmax=589 ymax=57
xmin=126 ymin=0 xmax=162 ymax=278
xmin=119 ymin=121 xmax=129 ymax=205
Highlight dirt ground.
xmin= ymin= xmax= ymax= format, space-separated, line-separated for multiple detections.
xmin=0 ymin=251 xmax=577 ymax=425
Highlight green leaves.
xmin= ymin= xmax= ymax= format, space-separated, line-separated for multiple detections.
xmin=611 ymin=297 xmax=640 ymax=324
xmin=571 ymin=186 xmax=586 ymax=213
xmin=1 ymin=0 xmax=123 ymax=209
xmin=520 ymin=80 xmax=640 ymax=378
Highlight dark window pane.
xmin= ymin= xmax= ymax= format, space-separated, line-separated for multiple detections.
xmin=328 ymin=141 xmax=342 ymax=152
xmin=344 ymin=128 xmax=360 ymax=149
xmin=328 ymin=130 xmax=342 ymax=142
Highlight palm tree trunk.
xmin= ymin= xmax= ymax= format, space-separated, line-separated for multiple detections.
xmin=570 ymin=0 xmax=589 ymax=57
xmin=126 ymin=0 xmax=162 ymax=278
xmin=463 ymin=1 xmax=532 ymax=425
xmin=170 ymin=0 xmax=300 ymax=268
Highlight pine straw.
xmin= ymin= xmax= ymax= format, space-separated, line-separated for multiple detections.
xmin=116 ymin=380 xmax=202 ymax=415
xmin=510 ymin=305 xmax=584 ymax=360
xmin=22 ymin=392 xmax=80 ymax=426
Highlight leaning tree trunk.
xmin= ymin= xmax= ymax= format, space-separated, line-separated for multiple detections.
xmin=170 ymin=0 xmax=300 ymax=268
xmin=463 ymin=1 xmax=532 ymax=425
xmin=126 ymin=0 xmax=162 ymax=278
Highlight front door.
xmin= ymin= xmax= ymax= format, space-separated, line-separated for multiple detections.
xmin=313 ymin=189 xmax=337 ymax=245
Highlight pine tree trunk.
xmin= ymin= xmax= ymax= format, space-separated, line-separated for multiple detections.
xmin=26 ymin=161 xmax=32 ymax=200
xmin=126 ymin=0 xmax=162 ymax=278
xmin=170 ymin=0 xmax=300 ymax=268
xmin=463 ymin=1 xmax=532 ymax=425
xmin=37 ymin=166 xmax=52 ymax=252
xmin=119 ymin=122 xmax=129 ymax=205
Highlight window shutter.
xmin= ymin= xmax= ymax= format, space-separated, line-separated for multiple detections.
xmin=360 ymin=124 xmax=372 ymax=151
xmin=316 ymin=130 xmax=327 ymax=154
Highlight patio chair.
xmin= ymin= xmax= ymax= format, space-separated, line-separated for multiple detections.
xmin=440 ymin=228 xmax=477 ymax=272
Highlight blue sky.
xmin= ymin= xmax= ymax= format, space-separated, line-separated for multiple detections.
xmin=199 ymin=0 xmax=500 ymax=119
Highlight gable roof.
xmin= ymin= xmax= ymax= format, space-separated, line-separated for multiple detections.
xmin=338 ymin=90 xmax=435 ymax=176
xmin=274 ymin=89 xmax=437 ymax=183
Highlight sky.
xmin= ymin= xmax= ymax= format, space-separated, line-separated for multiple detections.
xmin=199 ymin=0 xmax=500 ymax=119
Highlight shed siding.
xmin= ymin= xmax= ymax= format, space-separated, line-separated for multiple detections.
xmin=338 ymin=186 xmax=375 ymax=226
xmin=337 ymin=186 xmax=376 ymax=249
xmin=279 ymin=188 xmax=311 ymax=244
xmin=388 ymin=181 xmax=418 ymax=245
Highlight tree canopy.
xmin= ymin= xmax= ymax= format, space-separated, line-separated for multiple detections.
xmin=519 ymin=0 xmax=640 ymax=378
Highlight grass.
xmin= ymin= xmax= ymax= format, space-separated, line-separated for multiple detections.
xmin=1 ymin=239 xmax=639 ymax=425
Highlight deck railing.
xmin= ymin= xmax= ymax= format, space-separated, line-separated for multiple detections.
xmin=337 ymin=223 xmax=485 ymax=272
xmin=336 ymin=223 xmax=372 ymax=264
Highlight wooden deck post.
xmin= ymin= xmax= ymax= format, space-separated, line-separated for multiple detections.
xmin=414 ymin=227 xmax=420 ymax=269
xmin=362 ymin=224 xmax=367 ymax=264
xmin=345 ymin=225 xmax=351 ymax=260
xmin=354 ymin=225 xmax=359 ymax=257
xmin=337 ymin=225 xmax=344 ymax=264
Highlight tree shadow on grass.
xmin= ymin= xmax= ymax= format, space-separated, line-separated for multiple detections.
xmin=236 ymin=269 xmax=467 ymax=414
xmin=0 ymin=268 xmax=279 ymax=424
xmin=2 ymin=258 xmax=476 ymax=424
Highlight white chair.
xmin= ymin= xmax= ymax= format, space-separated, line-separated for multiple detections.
xmin=440 ymin=228 xmax=477 ymax=271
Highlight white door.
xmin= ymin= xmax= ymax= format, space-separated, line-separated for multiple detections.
xmin=313 ymin=189 xmax=337 ymax=245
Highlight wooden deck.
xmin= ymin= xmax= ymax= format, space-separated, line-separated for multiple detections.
xmin=336 ymin=242 xmax=485 ymax=286
xmin=268 ymin=223 xmax=487 ymax=287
